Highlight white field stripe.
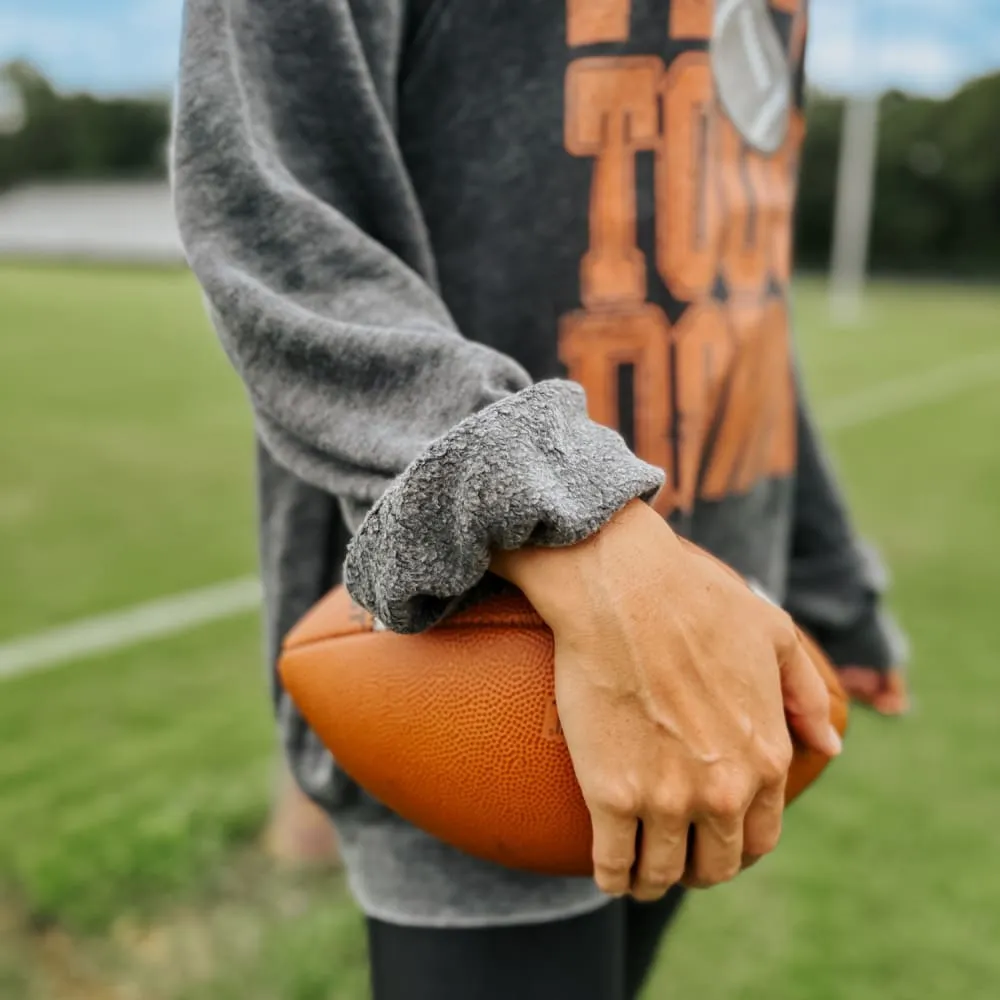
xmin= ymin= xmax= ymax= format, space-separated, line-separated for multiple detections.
xmin=820 ymin=349 xmax=1000 ymax=432
xmin=0 ymin=577 xmax=261 ymax=681
xmin=2 ymin=350 xmax=999 ymax=683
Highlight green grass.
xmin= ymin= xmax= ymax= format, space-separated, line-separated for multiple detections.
xmin=1 ymin=264 xmax=1000 ymax=998
xmin=0 ymin=265 xmax=255 ymax=636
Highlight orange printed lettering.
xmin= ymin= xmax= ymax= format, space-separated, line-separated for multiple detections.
xmin=763 ymin=110 xmax=805 ymax=287
xmin=565 ymin=57 xmax=664 ymax=308
xmin=559 ymin=14 xmax=805 ymax=511
xmin=669 ymin=0 xmax=712 ymax=39
xmin=759 ymin=299 xmax=797 ymax=479
xmin=700 ymin=300 xmax=795 ymax=498
xmin=662 ymin=302 xmax=734 ymax=513
xmin=656 ymin=52 xmax=721 ymax=302
xmin=566 ymin=0 xmax=630 ymax=46
xmin=558 ymin=305 xmax=672 ymax=487
xmin=718 ymin=117 xmax=769 ymax=299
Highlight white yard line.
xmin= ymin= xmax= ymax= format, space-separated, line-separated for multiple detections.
xmin=820 ymin=349 xmax=1000 ymax=432
xmin=2 ymin=349 xmax=1000 ymax=683
xmin=0 ymin=577 xmax=261 ymax=681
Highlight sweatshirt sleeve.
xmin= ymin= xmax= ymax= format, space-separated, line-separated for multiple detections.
xmin=172 ymin=0 xmax=665 ymax=631
xmin=784 ymin=375 xmax=908 ymax=671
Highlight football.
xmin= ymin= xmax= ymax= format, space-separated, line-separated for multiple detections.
xmin=279 ymin=564 xmax=849 ymax=878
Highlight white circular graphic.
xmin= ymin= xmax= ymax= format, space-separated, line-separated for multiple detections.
xmin=711 ymin=0 xmax=792 ymax=155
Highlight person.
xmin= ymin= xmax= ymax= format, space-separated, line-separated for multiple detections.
xmin=171 ymin=1 xmax=908 ymax=996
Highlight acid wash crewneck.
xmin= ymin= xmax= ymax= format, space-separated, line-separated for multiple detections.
xmin=172 ymin=0 xmax=904 ymax=927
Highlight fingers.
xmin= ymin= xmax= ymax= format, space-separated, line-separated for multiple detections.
xmin=779 ymin=636 xmax=843 ymax=757
xmin=680 ymin=777 xmax=755 ymax=888
xmin=590 ymin=806 xmax=639 ymax=896
xmin=741 ymin=778 xmax=785 ymax=862
xmin=682 ymin=811 xmax=743 ymax=888
xmin=836 ymin=665 xmax=880 ymax=702
xmin=871 ymin=670 xmax=910 ymax=715
xmin=679 ymin=729 xmax=790 ymax=885
xmin=838 ymin=666 xmax=911 ymax=716
xmin=632 ymin=812 xmax=689 ymax=901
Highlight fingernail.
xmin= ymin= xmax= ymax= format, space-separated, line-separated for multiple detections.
xmin=827 ymin=726 xmax=843 ymax=756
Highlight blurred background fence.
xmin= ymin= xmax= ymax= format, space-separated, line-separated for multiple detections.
xmin=1 ymin=58 xmax=998 ymax=273
xmin=0 ymin=61 xmax=181 ymax=262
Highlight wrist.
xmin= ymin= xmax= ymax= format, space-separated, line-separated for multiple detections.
xmin=490 ymin=500 xmax=675 ymax=624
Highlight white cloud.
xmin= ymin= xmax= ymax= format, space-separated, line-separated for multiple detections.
xmin=808 ymin=28 xmax=967 ymax=96
xmin=806 ymin=0 xmax=999 ymax=96
xmin=877 ymin=40 xmax=966 ymax=93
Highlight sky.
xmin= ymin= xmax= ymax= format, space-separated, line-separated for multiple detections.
xmin=0 ymin=0 xmax=997 ymax=98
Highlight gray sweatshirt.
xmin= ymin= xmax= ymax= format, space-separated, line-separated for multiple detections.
xmin=172 ymin=0 xmax=904 ymax=927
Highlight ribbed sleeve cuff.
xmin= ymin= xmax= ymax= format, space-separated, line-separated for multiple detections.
xmin=344 ymin=380 xmax=665 ymax=633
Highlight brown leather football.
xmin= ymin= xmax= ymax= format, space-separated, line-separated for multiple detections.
xmin=279 ymin=572 xmax=848 ymax=878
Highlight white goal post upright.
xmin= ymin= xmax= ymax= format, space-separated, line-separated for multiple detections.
xmin=0 ymin=77 xmax=26 ymax=136
xmin=828 ymin=93 xmax=880 ymax=325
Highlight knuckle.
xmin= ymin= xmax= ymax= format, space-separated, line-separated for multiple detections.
xmin=769 ymin=610 xmax=797 ymax=649
xmin=593 ymin=781 xmax=641 ymax=818
xmin=594 ymin=850 xmax=634 ymax=876
xmin=758 ymin=737 xmax=794 ymax=784
xmin=594 ymin=866 xmax=630 ymax=895
xmin=641 ymin=865 xmax=683 ymax=892
xmin=592 ymin=839 xmax=635 ymax=878
xmin=700 ymin=780 xmax=750 ymax=819
xmin=776 ymin=608 xmax=797 ymax=637
xmin=647 ymin=788 xmax=691 ymax=821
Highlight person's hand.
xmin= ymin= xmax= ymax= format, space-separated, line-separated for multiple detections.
xmin=491 ymin=500 xmax=842 ymax=900
xmin=837 ymin=666 xmax=910 ymax=716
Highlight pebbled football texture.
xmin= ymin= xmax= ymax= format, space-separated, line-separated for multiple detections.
xmin=279 ymin=572 xmax=848 ymax=878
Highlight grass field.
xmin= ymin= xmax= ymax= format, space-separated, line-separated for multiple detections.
xmin=1 ymin=263 xmax=999 ymax=999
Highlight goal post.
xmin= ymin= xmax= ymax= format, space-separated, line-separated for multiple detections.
xmin=828 ymin=94 xmax=880 ymax=325
xmin=0 ymin=77 xmax=26 ymax=136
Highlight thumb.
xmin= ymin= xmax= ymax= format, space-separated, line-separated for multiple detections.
xmin=780 ymin=638 xmax=843 ymax=758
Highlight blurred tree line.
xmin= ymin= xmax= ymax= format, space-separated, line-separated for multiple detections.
xmin=797 ymin=73 xmax=1000 ymax=275
xmin=0 ymin=60 xmax=998 ymax=274
xmin=0 ymin=62 xmax=169 ymax=190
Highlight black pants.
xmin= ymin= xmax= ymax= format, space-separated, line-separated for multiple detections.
xmin=366 ymin=886 xmax=685 ymax=1000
